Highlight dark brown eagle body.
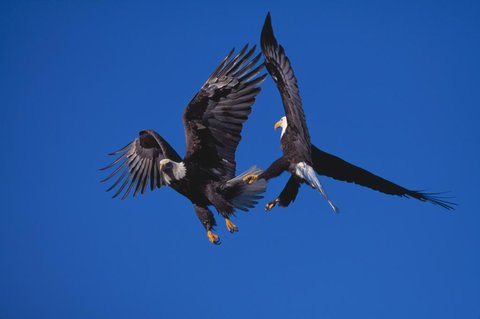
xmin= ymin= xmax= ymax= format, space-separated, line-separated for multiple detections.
xmin=257 ymin=13 xmax=454 ymax=211
xmin=101 ymin=45 xmax=267 ymax=244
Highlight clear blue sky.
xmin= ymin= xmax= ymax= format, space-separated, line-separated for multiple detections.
xmin=1 ymin=1 xmax=479 ymax=318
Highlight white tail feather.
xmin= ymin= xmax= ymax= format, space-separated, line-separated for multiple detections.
xmin=226 ymin=166 xmax=267 ymax=212
xmin=295 ymin=162 xmax=339 ymax=213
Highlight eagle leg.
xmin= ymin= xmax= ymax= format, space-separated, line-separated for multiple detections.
xmin=265 ymin=198 xmax=280 ymax=212
xmin=243 ymin=157 xmax=288 ymax=185
xmin=193 ymin=204 xmax=220 ymax=244
xmin=225 ymin=218 xmax=238 ymax=233
xmin=242 ymin=174 xmax=259 ymax=184
xmin=266 ymin=175 xmax=302 ymax=212
xmin=207 ymin=230 xmax=221 ymax=245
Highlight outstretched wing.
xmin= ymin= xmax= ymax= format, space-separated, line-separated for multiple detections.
xmin=261 ymin=13 xmax=311 ymax=155
xmin=101 ymin=130 xmax=181 ymax=199
xmin=183 ymin=44 xmax=266 ymax=180
xmin=311 ymin=145 xmax=455 ymax=210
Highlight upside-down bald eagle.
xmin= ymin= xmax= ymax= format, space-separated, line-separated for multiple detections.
xmin=101 ymin=45 xmax=267 ymax=244
xmin=243 ymin=13 xmax=454 ymax=211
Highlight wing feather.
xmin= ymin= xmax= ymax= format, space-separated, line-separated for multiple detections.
xmin=123 ymin=158 xmax=145 ymax=199
xmin=142 ymin=159 xmax=152 ymax=194
xmin=133 ymin=158 xmax=149 ymax=197
xmin=261 ymin=13 xmax=311 ymax=155
xmin=182 ymin=45 xmax=266 ymax=180
xmin=311 ymin=145 xmax=455 ymax=210
xmin=228 ymin=45 xmax=256 ymax=75
xmin=106 ymin=168 xmax=128 ymax=192
xmin=151 ymin=158 xmax=159 ymax=190
xmin=101 ymin=130 xmax=181 ymax=199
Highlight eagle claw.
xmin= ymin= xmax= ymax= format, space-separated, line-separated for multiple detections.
xmin=243 ymin=174 xmax=259 ymax=185
xmin=225 ymin=219 xmax=238 ymax=233
xmin=207 ymin=230 xmax=221 ymax=245
xmin=265 ymin=198 xmax=280 ymax=212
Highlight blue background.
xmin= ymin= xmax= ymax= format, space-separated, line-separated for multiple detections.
xmin=1 ymin=1 xmax=479 ymax=318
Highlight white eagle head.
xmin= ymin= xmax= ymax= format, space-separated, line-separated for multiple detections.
xmin=274 ymin=116 xmax=288 ymax=138
xmin=159 ymin=159 xmax=186 ymax=185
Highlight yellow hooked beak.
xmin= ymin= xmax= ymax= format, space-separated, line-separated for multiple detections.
xmin=274 ymin=120 xmax=282 ymax=130
xmin=159 ymin=162 xmax=165 ymax=171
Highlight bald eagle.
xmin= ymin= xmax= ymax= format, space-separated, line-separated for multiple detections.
xmin=101 ymin=45 xmax=267 ymax=244
xmin=243 ymin=13 xmax=454 ymax=211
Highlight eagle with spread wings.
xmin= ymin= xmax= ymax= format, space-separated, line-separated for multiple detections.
xmin=243 ymin=13 xmax=454 ymax=212
xmin=101 ymin=45 xmax=267 ymax=244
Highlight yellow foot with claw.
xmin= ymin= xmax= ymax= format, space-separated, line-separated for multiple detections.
xmin=243 ymin=174 xmax=259 ymax=184
xmin=265 ymin=198 xmax=280 ymax=212
xmin=225 ymin=218 xmax=238 ymax=233
xmin=207 ymin=230 xmax=220 ymax=245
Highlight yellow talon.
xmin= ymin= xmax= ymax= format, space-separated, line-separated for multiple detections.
xmin=243 ymin=174 xmax=259 ymax=184
xmin=225 ymin=218 xmax=238 ymax=233
xmin=265 ymin=198 xmax=280 ymax=212
xmin=207 ymin=230 xmax=220 ymax=245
